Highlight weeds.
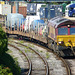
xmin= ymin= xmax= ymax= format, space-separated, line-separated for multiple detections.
xmin=6 ymin=50 xmax=12 ymax=53
xmin=46 ymin=52 xmax=50 ymax=59
xmin=19 ymin=41 xmax=24 ymax=43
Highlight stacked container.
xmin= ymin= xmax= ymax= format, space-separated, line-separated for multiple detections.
xmin=39 ymin=5 xmax=62 ymax=19
xmin=27 ymin=3 xmax=37 ymax=15
xmin=39 ymin=7 xmax=48 ymax=19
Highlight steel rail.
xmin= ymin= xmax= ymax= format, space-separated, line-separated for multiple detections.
xmin=10 ymin=41 xmax=49 ymax=75
xmin=8 ymin=43 xmax=32 ymax=75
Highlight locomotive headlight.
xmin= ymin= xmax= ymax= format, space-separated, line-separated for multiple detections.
xmin=58 ymin=41 xmax=64 ymax=44
xmin=68 ymin=25 xmax=70 ymax=28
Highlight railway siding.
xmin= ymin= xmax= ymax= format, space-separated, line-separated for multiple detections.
xmin=8 ymin=39 xmax=70 ymax=75
xmin=8 ymin=40 xmax=49 ymax=75
xmin=65 ymin=59 xmax=75 ymax=75
xmin=8 ymin=45 xmax=30 ymax=75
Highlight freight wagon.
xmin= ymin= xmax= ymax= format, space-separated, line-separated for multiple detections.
xmin=6 ymin=13 xmax=25 ymax=30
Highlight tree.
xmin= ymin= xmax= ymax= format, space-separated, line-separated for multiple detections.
xmin=0 ymin=27 xmax=8 ymax=55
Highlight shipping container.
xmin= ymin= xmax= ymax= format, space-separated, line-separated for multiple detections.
xmin=27 ymin=3 xmax=37 ymax=14
xmin=49 ymin=5 xmax=62 ymax=19
xmin=6 ymin=13 xmax=24 ymax=29
xmin=25 ymin=15 xmax=40 ymax=31
xmin=50 ymin=6 xmax=55 ymax=19
xmin=39 ymin=7 xmax=48 ymax=18
xmin=0 ymin=4 xmax=11 ymax=15
xmin=13 ymin=6 xmax=27 ymax=17
xmin=12 ymin=6 xmax=16 ymax=13
xmin=19 ymin=6 xmax=27 ymax=17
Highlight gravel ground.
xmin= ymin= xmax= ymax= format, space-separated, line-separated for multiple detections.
xmin=8 ymin=39 xmax=68 ymax=75
xmin=65 ymin=59 xmax=75 ymax=75
xmin=8 ymin=46 xmax=29 ymax=75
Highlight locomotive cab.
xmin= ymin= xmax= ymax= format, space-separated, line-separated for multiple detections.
xmin=57 ymin=20 xmax=75 ymax=56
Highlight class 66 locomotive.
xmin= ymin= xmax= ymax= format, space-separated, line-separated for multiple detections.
xmin=48 ymin=16 xmax=75 ymax=57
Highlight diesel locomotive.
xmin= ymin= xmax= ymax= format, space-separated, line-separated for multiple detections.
xmin=47 ymin=16 xmax=75 ymax=56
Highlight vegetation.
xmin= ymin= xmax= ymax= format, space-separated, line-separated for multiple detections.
xmin=0 ymin=27 xmax=21 ymax=75
xmin=0 ymin=27 xmax=8 ymax=55
xmin=19 ymin=40 xmax=24 ymax=43
xmin=46 ymin=52 xmax=50 ymax=59
xmin=0 ymin=64 xmax=13 ymax=75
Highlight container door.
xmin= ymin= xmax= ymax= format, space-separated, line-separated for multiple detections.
xmin=50 ymin=6 xmax=55 ymax=19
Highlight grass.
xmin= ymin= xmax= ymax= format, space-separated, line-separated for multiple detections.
xmin=8 ymin=41 xmax=13 ymax=44
xmin=6 ymin=50 xmax=12 ymax=53
xmin=19 ymin=40 xmax=24 ymax=44
xmin=46 ymin=52 xmax=50 ymax=59
xmin=19 ymin=50 xmax=22 ymax=54
xmin=36 ymin=49 xmax=39 ymax=52
xmin=25 ymin=49 xmax=28 ymax=53
xmin=40 ymin=50 xmax=43 ymax=53
xmin=17 ymin=44 xmax=22 ymax=47
xmin=14 ymin=57 xmax=18 ymax=61
xmin=27 ymin=44 xmax=34 ymax=47
xmin=24 ymin=48 xmax=34 ymax=53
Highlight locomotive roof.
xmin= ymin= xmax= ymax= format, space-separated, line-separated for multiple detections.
xmin=48 ymin=16 xmax=70 ymax=28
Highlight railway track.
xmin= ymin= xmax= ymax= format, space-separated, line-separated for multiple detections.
xmin=8 ymin=41 xmax=49 ymax=75
xmin=8 ymin=44 xmax=32 ymax=75
xmin=8 ymin=39 xmax=71 ymax=75
xmin=64 ymin=57 xmax=75 ymax=75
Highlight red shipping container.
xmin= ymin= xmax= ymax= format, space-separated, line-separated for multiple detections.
xmin=19 ymin=6 xmax=27 ymax=17
xmin=13 ymin=6 xmax=16 ymax=13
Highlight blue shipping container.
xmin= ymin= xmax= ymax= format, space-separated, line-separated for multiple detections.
xmin=27 ymin=3 xmax=37 ymax=14
xmin=48 ymin=5 xmax=62 ymax=19
xmin=50 ymin=6 xmax=55 ymax=19
xmin=40 ymin=7 xmax=48 ymax=18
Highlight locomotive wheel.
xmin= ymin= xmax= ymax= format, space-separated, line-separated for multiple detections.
xmin=55 ymin=50 xmax=61 ymax=56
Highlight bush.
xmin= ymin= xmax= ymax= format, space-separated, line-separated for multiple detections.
xmin=0 ymin=27 xmax=8 ymax=55
xmin=0 ymin=53 xmax=21 ymax=75
xmin=0 ymin=27 xmax=21 ymax=75
xmin=0 ymin=64 xmax=13 ymax=75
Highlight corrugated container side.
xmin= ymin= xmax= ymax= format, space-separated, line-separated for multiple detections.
xmin=19 ymin=6 xmax=27 ymax=17
xmin=50 ymin=7 xmax=55 ymax=19
xmin=2 ymin=4 xmax=11 ymax=15
xmin=13 ymin=6 xmax=16 ymax=13
xmin=27 ymin=3 xmax=37 ymax=14
xmin=40 ymin=8 xmax=45 ymax=18
xmin=45 ymin=8 xmax=48 ymax=18
xmin=40 ymin=7 xmax=48 ymax=19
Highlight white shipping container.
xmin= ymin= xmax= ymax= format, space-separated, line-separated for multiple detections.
xmin=0 ymin=4 xmax=11 ymax=15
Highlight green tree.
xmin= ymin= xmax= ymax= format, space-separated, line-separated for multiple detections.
xmin=0 ymin=27 xmax=8 ymax=55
